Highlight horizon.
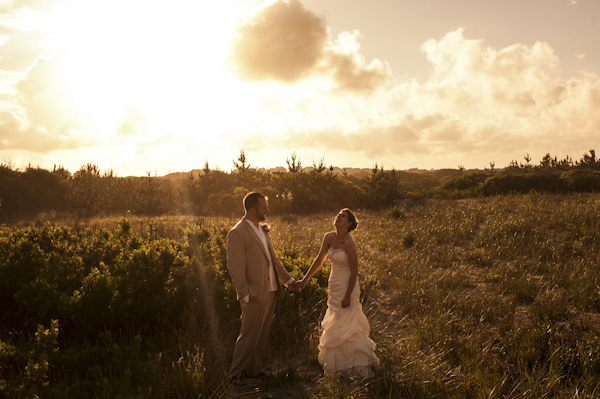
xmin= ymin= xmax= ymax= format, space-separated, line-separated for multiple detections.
xmin=5 ymin=149 xmax=588 ymax=178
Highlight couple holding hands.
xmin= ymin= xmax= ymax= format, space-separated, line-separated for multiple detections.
xmin=227 ymin=192 xmax=379 ymax=385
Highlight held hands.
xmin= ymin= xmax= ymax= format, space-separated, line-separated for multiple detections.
xmin=298 ymin=279 xmax=307 ymax=292
xmin=288 ymin=279 xmax=307 ymax=292
xmin=288 ymin=280 xmax=300 ymax=292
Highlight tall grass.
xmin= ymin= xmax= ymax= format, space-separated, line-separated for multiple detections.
xmin=2 ymin=193 xmax=600 ymax=398
xmin=268 ymin=193 xmax=600 ymax=398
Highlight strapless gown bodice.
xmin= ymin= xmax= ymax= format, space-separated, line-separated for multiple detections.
xmin=326 ymin=247 xmax=360 ymax=309
xmin=317 ymin=247 xmax=379 ymax=376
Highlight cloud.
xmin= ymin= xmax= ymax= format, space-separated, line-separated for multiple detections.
xmin=0 ymin=54 xmax=94 ymax=153
xmin=229 ymin=0 xmax=329 ymax=82
xmin=420 ymin=28 xmax=563 ymax=114
xmin=0 ymin=6 xmax=52 ymax=70
xmin=549 ymin=72 xmax=600 ymax=134
xmin=117 ymin=105 xmax=149 ymax=137
xmin=0 ymin=28 xmax=47 ymax=70
xmin=226 ymin=25 xmax=600 ymax=170
xmin=324 ymin=31 xmax=390 ymax=94
xmin=0 ymin=109 xmax=82 ymax=152
xmin=229 ymin=0 xmax=389 ymax=94
xmin=0 ymin=0 xmax=67 ymax=13
xmin=16 ymin=53 xmax=82 ymax=130
xmin=409 ymin=31 xmax=600 ymax=156
xmin=0 ymin=109 xmax=24 ymax=145
xmin=233 ymin=112 xmax=483 ymax=158
xmin=419 ymin=28 xmax=600 ymax=140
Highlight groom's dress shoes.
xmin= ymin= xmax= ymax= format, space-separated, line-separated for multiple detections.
xmin=244 ymin=371 xmax=267 ymax=379
xmin=229 ymin=375 xmax=247 ymax=386
xmin=229 ymin=370 xmax=267 ymax=387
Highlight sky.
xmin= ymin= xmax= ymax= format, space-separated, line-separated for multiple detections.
xmin=0 ymin=0 xmax=599 ymax=176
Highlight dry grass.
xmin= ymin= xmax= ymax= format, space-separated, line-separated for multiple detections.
xmin=266 ymin=193 xmax=600 ymax=398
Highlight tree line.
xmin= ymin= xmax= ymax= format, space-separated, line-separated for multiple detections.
xmin=1 ymin=149 xmax=599 ymax=221
xmin=0 ymin=152 xmax=404 ymax=221
xmin=438 ymin=149 xmax=600 ymax=197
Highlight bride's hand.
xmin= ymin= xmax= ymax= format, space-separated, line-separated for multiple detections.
xmin=298 ymin=278 xmax=307 ymax=292
xmin=341 ymin=296 xmax=350 ymax=308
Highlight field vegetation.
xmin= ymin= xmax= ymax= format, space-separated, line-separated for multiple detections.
xmin=2 ymin=192 xmax=600 ymax=398
xmin=1 ymin=149 xmax=600 ymax=223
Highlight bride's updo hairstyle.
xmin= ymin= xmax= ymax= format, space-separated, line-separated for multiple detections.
xmin=342 ymin=208 xmax=358 ymax=232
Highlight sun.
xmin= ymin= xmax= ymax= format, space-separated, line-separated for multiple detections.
xmin=43 ymin=0 xmax=242 ymax=141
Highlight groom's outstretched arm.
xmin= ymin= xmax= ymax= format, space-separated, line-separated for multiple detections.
xmin=266 ymin=232 xmax=295 ymax=289
xmin=273 ymin=255 xmax=292 ymax=282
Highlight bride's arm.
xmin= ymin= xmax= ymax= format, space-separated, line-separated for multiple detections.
xmin=298 ymin=233 xmax=331 ymax=290
xmin=342 ymin=239 xmax=358 ymax=308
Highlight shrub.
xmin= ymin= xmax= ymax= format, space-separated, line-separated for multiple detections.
xmin=481 ymin=172 xmax=565 ymax=195
xmin=440 ymin=171 xmax=491 ymax=192
xmin=560 ymin=169 xmax=600 ymax=192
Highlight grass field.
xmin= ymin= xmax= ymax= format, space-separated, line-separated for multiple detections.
xmin=261 ymin=193 xmax=600 ymax=398
xmin=2 ymin=192 xmax=600 ymax=398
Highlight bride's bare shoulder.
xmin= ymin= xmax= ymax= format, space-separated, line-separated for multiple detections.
xmin=319 ymin=232 xmax=334 ymax=252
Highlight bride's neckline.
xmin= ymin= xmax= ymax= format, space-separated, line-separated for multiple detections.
xmin=331 ymin=232 xmax=348 ymax=249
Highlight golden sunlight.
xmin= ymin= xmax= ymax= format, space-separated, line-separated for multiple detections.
xmin=44 ymin=0 xmax=240 ymax=140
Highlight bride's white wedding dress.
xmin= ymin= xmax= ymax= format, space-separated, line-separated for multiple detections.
xmin=318 ymin=247 xmax=380 ymax=377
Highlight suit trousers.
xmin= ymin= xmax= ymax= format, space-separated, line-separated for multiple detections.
xmin=229 ymin=291 xmax=277 ymax=378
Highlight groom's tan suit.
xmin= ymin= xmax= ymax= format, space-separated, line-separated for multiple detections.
xmin=227 ymin=218 xmax=293 ymax=378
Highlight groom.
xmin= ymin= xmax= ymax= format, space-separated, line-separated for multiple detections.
xmin=227 ymin=192 xmax=297 ymax=383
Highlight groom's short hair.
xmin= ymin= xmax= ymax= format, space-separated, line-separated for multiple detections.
xmin=243 ymin=192 xmax=266 ymax=211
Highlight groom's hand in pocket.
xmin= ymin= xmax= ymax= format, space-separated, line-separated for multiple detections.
xmin=240 ymin=295 xmax=250 ymax=307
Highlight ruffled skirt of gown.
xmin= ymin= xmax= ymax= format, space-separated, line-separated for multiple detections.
xmin=318 ymin=248 xmax=379 ymax=377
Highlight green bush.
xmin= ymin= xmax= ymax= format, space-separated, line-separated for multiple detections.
xmin=481 ymin=171 xmax=565 ymax=195
xmin=560 ymin=169 xmax=600 ymax=192
xmin=0 ymin=221 xmax=233 ymax=397
xmin=440 ymin=171 xmax=491 ymax=192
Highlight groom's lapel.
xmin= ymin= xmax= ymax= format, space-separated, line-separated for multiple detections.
xmin=264 ymin=229 xmax=276 ymax=256
xmin=243 ymin=220 xmax=270 ymax=260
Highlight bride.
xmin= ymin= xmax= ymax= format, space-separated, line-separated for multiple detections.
xmin=297 ymin=208 xmax=379 ymax=377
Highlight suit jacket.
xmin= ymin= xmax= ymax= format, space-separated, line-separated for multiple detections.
xmin=227 ymin=219 xmax=292 ymax=304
